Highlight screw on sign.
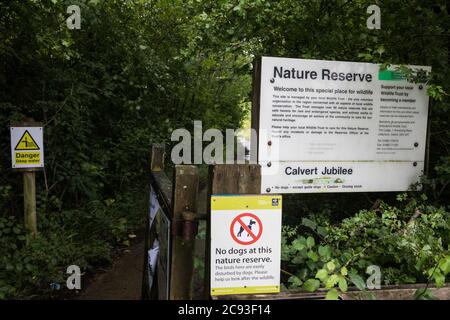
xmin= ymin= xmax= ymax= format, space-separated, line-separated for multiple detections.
xmin=230 ymin=213 xmax=262 ymax=245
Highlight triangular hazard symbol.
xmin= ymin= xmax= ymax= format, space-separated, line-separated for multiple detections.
xmin=15 ymin=130 xmax=40 ymax=150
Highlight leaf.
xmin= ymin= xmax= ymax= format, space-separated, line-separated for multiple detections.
xmin=340 ymin=266 xmax=348 ymax=276
xmin=439 ymin=256 xmax=450 ymax=275
xmin=318 ymin=245 xmax=331 ymax=258
xmin=326 ymin=261 xmax=336 ymax=272
xmin=306 ymin=236 xmax=315 ymax=248
xmin=315 ymin=269 xmax=328 ymax=281
xmin=433 ymin=270 xmax=445 ymax=288
xmin=349 ymin=273 xmax=366 ymax=290
xmin=302 ymin=279 xmax=320 ymax=292
xmin=325 ymin=274 xmax=339 ymax=288
xmin=292 ymin=255 xmax=304 ymax=264
xmin=325 ymin=288 xmax=339 ymax=300
xmin=288 ymin=275 xmax=303 ymax=288
xmin=292 ymin=238 xmax=305 ymax=251
xmin=338 ymin=277 xmax=348 ymax=292
xmin=376 ymin=46 xmax=385 ymax=55
xmin=302 ymin=217 xmax=317 ymax=230
xmin=317 ymin=226 xmax=328 ymax=237
xmin=307 ymin=251 xmax=319 ymax=262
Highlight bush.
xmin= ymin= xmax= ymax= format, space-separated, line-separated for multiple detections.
xmin=281 ymin=193 xmax=450 ymax=299
xmin=0 ymin=189 xmax=144 ymax=299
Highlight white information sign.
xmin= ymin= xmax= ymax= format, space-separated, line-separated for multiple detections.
xmin=148 ymin=186 xmax=170 ymax=299
xmin=210 ymin=195 xmax=282 ymax=296
xmin=257 ymin=56 xmax=431 ymax=193
xmin=10 ymin=126 xmax=44 ymax=169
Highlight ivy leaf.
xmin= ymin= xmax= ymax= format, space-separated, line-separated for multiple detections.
xmin=325 ymin=288 xmax=339 ymax=300
xmin=349 ymin=273 xmax=366 ymax=290
xmin=302 ymin=279 xmax=320 ymax=292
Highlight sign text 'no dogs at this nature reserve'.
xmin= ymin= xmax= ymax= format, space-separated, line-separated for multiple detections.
xmin=210 ymin=195 xmax=282 ymax=296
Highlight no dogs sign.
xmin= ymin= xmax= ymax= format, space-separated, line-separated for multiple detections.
xmin=210 ymin=195 xmax=282 ymax=296
xmin=230 ymin=213 xmax=263 ymax=245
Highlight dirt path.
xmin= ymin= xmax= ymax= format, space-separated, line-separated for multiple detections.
xmin=76 ymin=239 xmax=145 ymax=300
xmin=73 ymin=186 xmax=207 ymax=300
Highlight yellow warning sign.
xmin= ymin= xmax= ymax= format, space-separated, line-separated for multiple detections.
xmin=210 ymin=195 xmax=282 ymax=296
xmin=15 ymin=152 xmax=41 ymax=164
xmin=15 ymin=130 xmax=40 ymax=150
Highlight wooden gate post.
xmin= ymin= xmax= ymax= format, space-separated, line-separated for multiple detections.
xmin=205 ymin=164 xmax=261 ymax=298
xmin=170 ymin=165 xmax=199 ymax=299
xmin=23 ymin=171 xmax=37 ymax=236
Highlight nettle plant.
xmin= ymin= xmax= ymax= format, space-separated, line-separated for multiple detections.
xmin=281 ymin=194 xmax=450 ymax=300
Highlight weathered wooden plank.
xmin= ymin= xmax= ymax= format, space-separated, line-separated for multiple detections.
xmin=209 ymin=164 xmax=261 ymax=194
xmin=342 ymin=283 xmax=450 ymax=300
xmin=23 ymin=171 xmax=37 ymax=236
xmin=237 ymin=164 xmax=261 ymax=194
xmin=170 ymin=165 xmax=199 ymax=300
xmin=213 ymin=283 xmax=450 ymax=300
xmin=150 ymin=144 xmax=166 ymax=172
xmin=151 ymin=171 xmax=172 ymax=210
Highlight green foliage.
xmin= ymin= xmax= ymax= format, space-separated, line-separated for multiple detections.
xmin=0 ymin=192 xmax=142 ymax=299
xmin=0 ymin=0 xmax=250 ymax=298
xmin=282 ymin=195 xmax=450 ymax=299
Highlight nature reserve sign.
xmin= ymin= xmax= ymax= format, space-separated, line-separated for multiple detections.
xmin=254 ymin=56 xmax=431 ymax=194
